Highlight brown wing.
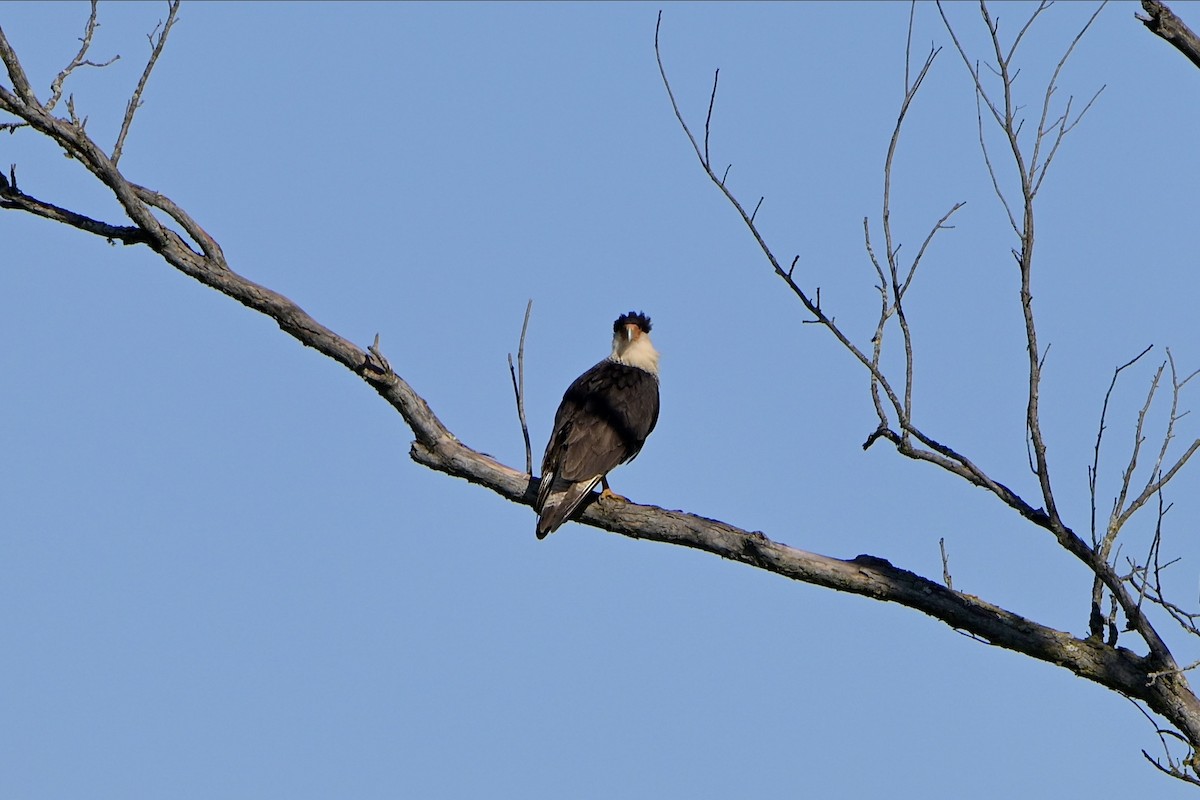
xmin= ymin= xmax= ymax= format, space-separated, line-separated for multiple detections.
xmin=536 ymin=360 xmax=659 ymax=537
xmin=556 ymin=363 xmax=658 ymax=479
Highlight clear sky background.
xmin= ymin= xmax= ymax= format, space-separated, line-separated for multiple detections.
xmin=4 ymin=2 xmax=1200 ymax=797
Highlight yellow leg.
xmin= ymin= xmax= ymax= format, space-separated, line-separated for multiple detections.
xmin=599 ymin=477 xmax=628 ymax=503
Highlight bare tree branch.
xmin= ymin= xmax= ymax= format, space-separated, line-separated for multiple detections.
xmin=0 ymin=25 xmax=39 ymax=106
xmin=939 ymin=537 xmax=953 ymax=590
xmin=1138 ymin=0 xmax=1200 ymax=70
xmin=112 ymin=0 xmax=179 ymax=165
xmin=971 ymin=73 xmax=1021 ymax=237
xmin=0 ymin=170 xmax=151 ymax=244
xmin=656 ymin=8 xmax=1095 ymax=571
xmin=655 ymin=5 xmax=1200 ymax=778
xmin=657 ymin=12 xmax=973 ymax=489
xmin=131 ymin=181 xmax=227 ymax=263
xmin=1029 ymin=3 xmax=1106 ymax=197
xmin=1126 ymin=489 xmax=1200 ymax=641
xmin=508 ymin=299 xmax=534 ymax=475
xmin=1094 ymin=348 xmax=1200 ymax=596
xmin=936 ymin=1 xmax=1110 ymax=545
xmin=1114 ymin=361 xmax=1166 ymax=535
xmin=1118 ymin=351 xmax=1200 ymax=527
xmin=1131 ymin=698 xmax=1200 ymax=787
xmin=878 ymin=19 xmax=943 ymax=433
xmin=934 ymin=2 xmax=1177 ymax=667
xmin=977 ymin=0 xmax=1065 ymax=536
xmin=46 ymin=1 xmax=119 ymax=114
xmin=1089 ymin=345 xmax=1153 ymax=636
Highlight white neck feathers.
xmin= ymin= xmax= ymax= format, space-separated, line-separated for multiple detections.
xmin=611 ymin=333 xmax=660 ymax=377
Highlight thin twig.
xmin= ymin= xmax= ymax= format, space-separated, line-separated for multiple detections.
xmin=46 ymin=1 xmax=119 ymax=113
xmin=1028 ymin=2 xmax=1107 ymax=198
xmin=904 ymin=2 xmax=915 ymax=91
xmin=1032 ymin=84 xmax=1104 ymax=197
xmin=1129 ymin=697 xmax=1200 ymax=787
xmin=704 ymin=69 xmax=718 ymax=167
xmin=864 ymin=218 xmax=892 ymax=431
xmin=973 ymin=77 xmax=1020 ymax=238
xmin=1006 ymin=2 xmax=1052 ymax=67
xmin=940 ymin=537 xmax=954 ymax=590
xmin=0 ymin=26 xmax=39 ymax=105
xmin=937 ymin=4 xmax=1004 ymax=126
xmin=656 ymin=11 xmax=907 ymax=423
xmin=1133 ymin=350 xmax=1200 ymax=515
xmin=1091 ymin=345 xmax=1154 ymax=546
xmin=1088 ymin=344 xmax=1153 ymax=635
xmin=1142 ymin=750 xmax=1200 ymax=787
xmin=902 ymin=205 xmax=963 ymax=300
xmin=507 ymin=300 xmax=534 ymax=475
xmin=112 ymin=0 xmax=180 ymax=165
xmin=880 ymin=29 xmax=940 ymax=431
xmin=657 ymin=8 xmax=1065 ymax=544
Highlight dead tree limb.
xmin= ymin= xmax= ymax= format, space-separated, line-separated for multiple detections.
xmin=659 ymin=1 xmax=1200 ymax=783
xmin=1139 ymin=0 xmax=1200 ymax=70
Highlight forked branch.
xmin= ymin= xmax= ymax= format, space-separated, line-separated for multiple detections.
xmin=46 ymin=1 xmax=119 ymax=114
xmin=657 ymin=3 xmax=1200 ymax=777
xmin=655 ymin=9 xmax=1064 ymax=556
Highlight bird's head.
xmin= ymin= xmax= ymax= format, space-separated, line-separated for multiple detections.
xmin=610 ymin=311 xmax=659 ymax=375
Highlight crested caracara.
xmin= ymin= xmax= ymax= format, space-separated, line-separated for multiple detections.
xmin=535 ymin=311 xmax=660 ymax=538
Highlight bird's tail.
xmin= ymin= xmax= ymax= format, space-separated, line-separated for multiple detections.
xmin=535 ymin=476 xmax=601 ymax=538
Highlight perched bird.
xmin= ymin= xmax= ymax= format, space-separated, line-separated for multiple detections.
xmin=535 ymin=311 xmax=661 ymax=538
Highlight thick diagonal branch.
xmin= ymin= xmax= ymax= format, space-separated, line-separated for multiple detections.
xmin=1139 ymin=0 xmax=1200 ymax=70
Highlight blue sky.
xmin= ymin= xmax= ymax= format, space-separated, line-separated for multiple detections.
xmin=4 ymin=1 xmax=1200 ymax=797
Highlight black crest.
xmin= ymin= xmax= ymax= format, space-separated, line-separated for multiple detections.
xmin=613 ymin=311 xmax=652 ymax=334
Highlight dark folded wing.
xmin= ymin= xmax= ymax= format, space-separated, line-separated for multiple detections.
xmin=536 ymin=360 xmax=659 ymax=531
xmin=552 ymin=361 xmax=658 ymax=479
